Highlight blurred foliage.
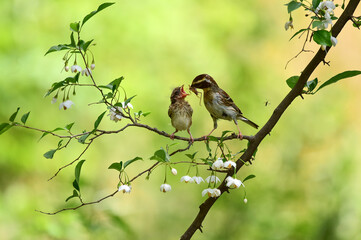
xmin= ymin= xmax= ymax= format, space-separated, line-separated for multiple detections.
xmin=1 ymin=0 xmax=361 ymax=239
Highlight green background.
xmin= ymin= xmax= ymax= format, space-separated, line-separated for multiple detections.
xmin=1 ymin=0 xmax=361 ymax=239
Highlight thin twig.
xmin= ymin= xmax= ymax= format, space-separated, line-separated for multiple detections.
xmin=14 ymin=123 xmax=90 ymax=139
xmin=35 ymin=190 xmax=118 ymax=215
xmin=48 ymin=140 xmax=93 ymax=181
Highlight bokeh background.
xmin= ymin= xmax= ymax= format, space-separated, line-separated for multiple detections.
xmin=1 ymin=0 xmax=361 ymax=239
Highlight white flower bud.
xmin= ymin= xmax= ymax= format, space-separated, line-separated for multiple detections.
xmin=59 ymin=100 xmax=74 ymax=110
xmin=212 ymin=159 xmax=223 ymax=170
xmin=284 ymin=21 xmax=293 ymax=31
xmin=118 ymin=185 xmax=131 ymax=193
xmin=180 ymin=175 xmax=194 ymax=183
xmin=160 ymin=183 xmax=171 ymax=192
xmin=171 ymin=168 xmax=177 ymax=176
xmin=331 ymin=36 xmax=337 ymax=46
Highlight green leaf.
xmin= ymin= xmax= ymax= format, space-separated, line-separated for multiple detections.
xmin=286 ymin=76 xmax=299 ymax=89
xmin=221 ymin=130 xmax=232 ymax=138
xmin=72 ymin=179 xmax=80 ymax=191
xmin=78 ymin=132 xmax=90 ymax=144
xmin=124 ymin=157 xmax=143 ymax=169
xmin=123 ymin=95 xmax=136 ymax=107
xmin=80 ymin=39 xmax=94 ymax=52
xmin=252 ymin=147 xmax=258 ymax=158
xmin=110 ymin=77 xmax=124 ymax=92
xmin=9 ymin=107 xmax=20 ymax=122
xmin=108 ymin=162 xmax=123 ymax=171
xmin=207 ymin=136 xmax=218 ymax=142
xmin=306 ymin=78 xmax=318 ymax=92
xmin=100 ymin=77 xmax=124 ymax=92
xmin=0 ymin=123 xmax=12 ymax=135
xmin=313 ymin=30 xmax=332 ymax=46
xmin=45 ymin=44 xmax=70 ymax=55
xmin=70 ymin=32 xmax=76 ymax=47
xmin=82 ymin=2 xmax=115 ymax=26
xmin=94 ymin=111 xmax=106 ymax=130
xmin=65 ymin=122 xmax=75 ymax=131
xmin=243 ymin=174 xmax=256 ymax=183
xmin=315 ymin=70 xmax=361 ymax=93
xmin=45 ymin=73 xmax=80 ymax=97
xmin=287 ymin=1 xmax=302 ymax=13
xmin=205 ymin=141 xmax=212 ymax=154
xmin=57 ymin=140 xmax=63 ymax=148
xmin=150 ymin=148 xmax=169 ymax=162
xmin=75 ymin=160 xmax=86 ymax=188
xmin=352 ymin=20 xmax=361 ymax=28
xmin=67 ymin=73 xmax=80 ymax=83
xmin=45 ymin=82 xmax=65 ymax=97
xmin=185 ymin=152 xmax=198 ymax=160
xmin=65 ymin=190 xmax=79 ymax=202
xmin=70 ymin=22 xmax=80 ymax=32
xmin=312 ymin=0 xmax=321 ymax=9
xmin=43 ymin=149 xmax=57 ymax=159
xmin=21 ymin=112 xmax=30 ymax=124
xmin=39 ymin=127 xmax=65 ymax=141
xmin=312 ymin=21 xmax=324 ymax=29
xmin=289 ymin=28 xmax=308 ymax=41
xmin=142 ymin=112 xmax=151 ymax=117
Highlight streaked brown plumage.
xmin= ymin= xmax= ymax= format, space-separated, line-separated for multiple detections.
xmin=190 ymin=74 xmax=258 ymax=139
xmin=168 ymin=85 xmax=194 ymax=142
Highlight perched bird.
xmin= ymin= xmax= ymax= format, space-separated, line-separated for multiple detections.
xmin=168 ymin=85 xmax=194 ymax=142
xmin=190 ymin=74 xmax=258 ymax=139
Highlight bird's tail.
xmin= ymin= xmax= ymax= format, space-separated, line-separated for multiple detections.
xmin=237 ymin=115 xmax=259 ymax=129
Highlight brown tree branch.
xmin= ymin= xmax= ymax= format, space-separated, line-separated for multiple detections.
xmin=98 ymin=122 xmax=253 ymax=142
xmin=180 ymin=0 xmax=360 ymax=239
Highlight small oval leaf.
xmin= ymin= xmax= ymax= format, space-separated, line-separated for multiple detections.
xmin=75 ymin=159 xmax=86 ymax=185
xmin=43 ymin=149 xmax=57 ymax=159
xmin=21 ymin=112 xmax=30 ymax=125
xmin=243 ymin=174 xmax=256 ymax=183
xmin=313 ymin=30 xmax=332 ymax=46
xmin=124 ymin=157 xmax=143 ymax=169
xmin=316 ymin=70 xmax=361 ymax=93
xmin=9 ymin=107 xmax=20 ymax=122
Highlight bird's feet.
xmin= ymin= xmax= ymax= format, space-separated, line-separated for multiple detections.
xmin=170 ymin=133 xmax=175 ymax=140
xmin=187 ymin=130 xmax=194 ymax=144
xmin=237 ymin=133 xmax=243 ymax=140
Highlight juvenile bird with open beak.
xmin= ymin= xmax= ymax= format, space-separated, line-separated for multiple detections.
xmin=190 ymin=74 xmax=258 ymax=139
xmin=168 ymin=85 xmax=194 ymax=143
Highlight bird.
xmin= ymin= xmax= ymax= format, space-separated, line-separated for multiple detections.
xmin=168 ymin=85 xmax=194 ymax=143
xmin=190 ymin=74 xmax=258 ymax=139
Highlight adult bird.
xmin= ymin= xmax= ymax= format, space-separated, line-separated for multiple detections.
xmin=190 ymin=74 xmax=258 ymax=139
xmin=168 ymin=85 xmax=194 ymax=143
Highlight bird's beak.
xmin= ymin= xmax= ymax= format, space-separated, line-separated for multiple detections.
xmin=180 ymin=85 xmax=189 ymax=98
xmin=189 ymin=85 xmax=199 ymax=96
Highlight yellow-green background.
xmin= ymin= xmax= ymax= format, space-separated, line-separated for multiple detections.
xmin=1 ymin=0 xmax=361 ymax=239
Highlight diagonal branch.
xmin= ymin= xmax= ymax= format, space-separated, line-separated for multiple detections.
xmin=180 ymin=0 xmax=361 ymax=239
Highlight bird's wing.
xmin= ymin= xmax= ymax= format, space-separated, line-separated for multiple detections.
xmin=218 ymin=88 xmax=243 ymax=115
xmin=168 ymin=105 xmax=173 ymax=118
xmin=186 ymin=102 xmax=193 ymax=116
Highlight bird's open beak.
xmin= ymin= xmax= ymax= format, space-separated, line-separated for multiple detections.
xmin=180 ymin=85 xmax=189 ymax=98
